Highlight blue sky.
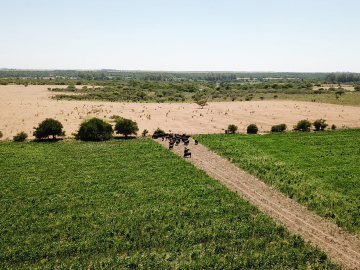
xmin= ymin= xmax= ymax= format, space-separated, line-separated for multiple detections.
xmin=1 ymin=0 xmax=359 ymax=72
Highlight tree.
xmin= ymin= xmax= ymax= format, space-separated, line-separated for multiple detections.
xmin=335 ymin=88 xmax=345 ymax=96
xmin=115 ymin=118 xmax=139 ymax=138
xmin=228 ymin=124 xmax=238 ymax=134
xmin=33 ymin=118 xmax=64 ymax=139
xmin=294 ymin=120 xmax=311 ymax=131
xmin=195 ymin=99 xmax=208 ymax=109
xmin=75 ymin=118 xmax=113 ymax=141
xmin=247 ymin=124 xmax=258 ymax=134
xmin=271 ymin=124 xmax=287 ymax=132
xmin=142 ymin=129 xmax=149 ymax=137
xmin=313 ymin=119 xmax=328 ymax=131
xmin=66 ymin=84 xmax=77 ymax=91
xmin=13 ymin=131 xmax=28 ymax=142
xmin=355 ymin=86 xmax=360 ymax=92
xmin=153 ymin=128 xmax=165 ymax=136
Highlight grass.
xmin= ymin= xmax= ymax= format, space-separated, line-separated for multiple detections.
xmin=233 ymin=92 xmax=360 ymax=106
xmin=0 ymin=139 xmax=341 ymax=269
xmin=271 ymin=92 xmax=360 ymax=106
xmin=194 ymin=129 xmax=360 ymax=236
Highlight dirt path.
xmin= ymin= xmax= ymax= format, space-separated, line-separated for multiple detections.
xmin=157 ymin=138 xmax=360 ymax=270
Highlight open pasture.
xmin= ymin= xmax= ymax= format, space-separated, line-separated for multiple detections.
xmin=1 ymin=85 xmax=360 ymax=140
xmin=0 ymin=139 xmax=341 ymax=268
xmin=194 ymin=129 xmax=360 ymax=236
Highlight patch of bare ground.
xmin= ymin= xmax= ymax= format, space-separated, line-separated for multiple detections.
xmin=313 ymin=84 xmax=355 ymax=91
xmin=157 ymin=138 xmax=360 ymax=270
xmin=1 ymin=85 xmax=360 ymax=139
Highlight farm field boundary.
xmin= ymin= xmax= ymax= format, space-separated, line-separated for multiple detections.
xmin=156 ymin=138 xmax=360 ymax=269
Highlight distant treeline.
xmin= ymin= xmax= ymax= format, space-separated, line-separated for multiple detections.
xmin=1 ymin=69 xmax=359 ymax=83
xmin=325 ymin=73 xmax=360 ymax=83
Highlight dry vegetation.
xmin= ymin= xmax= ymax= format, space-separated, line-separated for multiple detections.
xmin=1 ymin=85 xmax=360 ymax=139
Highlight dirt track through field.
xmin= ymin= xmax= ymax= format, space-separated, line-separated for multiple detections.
xmin=157 ymin=138 xmax=360 ymax=269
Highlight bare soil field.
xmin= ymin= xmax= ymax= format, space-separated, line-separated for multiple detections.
xmin=158 ymin=138 xmax=360 ymax=269
xmin=1 ymin=85 xmax=360 ymax=139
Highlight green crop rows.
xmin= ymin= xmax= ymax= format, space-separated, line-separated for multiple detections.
xmin=0 ymin=139 xmax=340 ymax=269
xmin=195 ymin=129 xmax=360 ymax=236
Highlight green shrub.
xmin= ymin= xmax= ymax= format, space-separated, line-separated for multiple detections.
xmin=313 ymin=119 xmax=328 ymax=131
xmin=33 ymin=118 xmax=64 ymax=139
xmin=153 ymin=128 xmax=165 ymax=136
xmin=115 ymin=118 xmax=139 ymax=138
xmin=67 ymin=84 xmax=77 ymax=91
xmin=75 ymin=118 xmax=113 ymax=141
xmin=109 ymin=115 xmax=122 ymax=121
xmin=335 ymin=88 xmax=345 ymax=96
xmin=271 ymin=124 xmax=287 ymax=132
xmin=0 ymin=131 xmax=3 ymax=139
xmin=195 ymin=99 xmax=208 ymax=108
xmin=247 ymin=124 xmax=258 ymax=134
xmin=294 ymin=120 xmax=311 ymax=132
xmin=331 ymin=124 xmax=337 ymax=130
xmin=227 ymin=124 xmax=238 ymax=134
xmin=142 ymin=129 xmax=149 ymax=137
xmin=13 ymin=132 xmax=28 ymax=142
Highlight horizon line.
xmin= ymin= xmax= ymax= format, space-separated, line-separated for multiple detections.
xmin=1 ymin=68 xmax=358 ymax=74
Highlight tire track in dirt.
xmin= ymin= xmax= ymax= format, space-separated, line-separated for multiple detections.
xmin=156 ymin=138 xmax=360 ymax=270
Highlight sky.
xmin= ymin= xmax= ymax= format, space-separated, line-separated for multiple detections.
xmin=1 ymin=0 xmax=359 ymax=72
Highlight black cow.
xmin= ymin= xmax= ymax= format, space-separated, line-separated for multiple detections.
xmin=184 ymin=147 xmax=191 ymax=158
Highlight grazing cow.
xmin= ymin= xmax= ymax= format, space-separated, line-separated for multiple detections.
xmin=184 ymin=147 xmax=190 ymax=153
xmin=183 ymin=151 xmax=191 ymax=158
xmin=184 ymin=140 xmax=189 ymax=146
xmin=166 ymin=133 xmax=174 ymax=141
xmin=169 ymin=144 xmax=174 ymax=150
xmin=194 ymin=140 xmax=198 ymax=145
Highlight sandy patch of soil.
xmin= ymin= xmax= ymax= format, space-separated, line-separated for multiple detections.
xmin=313 ymin=84 xmax=355 ymax=91
xmin=157 ymin=137 xmax=360 ymax=269
xmin=1 ymin=85 xmax=360 ymax=139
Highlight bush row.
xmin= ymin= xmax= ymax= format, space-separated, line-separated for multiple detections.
xmin=1 ymin=117 xmax=139 ymax=142
xmin=0 ymin=118 xmax=338 ymax=143
xmin=226 ymin=119 xmax=336 ymax=135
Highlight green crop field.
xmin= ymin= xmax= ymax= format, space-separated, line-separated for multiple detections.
xmin=194 ymin=129 xmax=360 ymax=236
xmin=0 ymin=139 xmax=340 ymax=269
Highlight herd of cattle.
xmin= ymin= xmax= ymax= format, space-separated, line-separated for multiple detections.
xmin=152 ymin=133 xmax=198 ymax=158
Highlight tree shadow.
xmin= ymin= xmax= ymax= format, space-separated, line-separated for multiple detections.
xmin=31 ymin=138 xmax=64 ymax=143
xmin=113 ymin=136 xmax=137 ymax=140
